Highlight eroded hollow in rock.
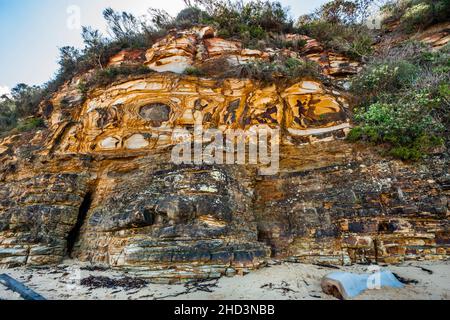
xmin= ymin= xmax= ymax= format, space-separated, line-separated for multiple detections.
xmin=139 ymin=103 xmax=171 ymax=127
xmin=66 ymin=192 xmax=93 ymax=258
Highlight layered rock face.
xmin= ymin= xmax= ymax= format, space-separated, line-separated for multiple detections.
xmin=256 ymin=143 xmax=449 ymax=265
xmin=0 ymin=27 xmax=448 ymax=280
xmin=51 ymin=75 xmax=349 ymax=156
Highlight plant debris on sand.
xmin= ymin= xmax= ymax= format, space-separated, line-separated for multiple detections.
xmin=80 ymin=276 xmax=148 ymax=290
xmin=260 ymin=281 xmax=299 ymax=296
xmin=154 ymin=279 xmax=219 ymax=300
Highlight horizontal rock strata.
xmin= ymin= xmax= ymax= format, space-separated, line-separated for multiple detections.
xmin=0 ymin=26 xmax=448 ymax=281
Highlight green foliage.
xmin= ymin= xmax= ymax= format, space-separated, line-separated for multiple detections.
xmin=81 ymin=27 xmax=109 ymax=70
xmin=330 ymin=32 xmax=374 ymax=60
xmin=349 ymin=43 xmax=450 ymax=160
xmin=305 ymin=0 xmax=375 ymax=25
xmin=10 ymin=84 xmax=43 ymax=118
xmin=265 ymin=38 xmax=307 ymax=51
xmin=235 ymin=56 xmax=321 ymax=83
xmin=87 ymin=65 xmax=154 ymax=88
xmin=0 ymin=84 xmax=46 ymax=135
xmin=382 ymin=0 xmax=450 ymax=33
xmin=175 ymin=7 xmax=211 ymax=29
xmin=191 ymin=0 xmax=294 ymax=41
xmin=78 ymin=81 xmax=88 ymax=96
xmin=15 ymin=117 xmax=45 ymax=133
xmin=0 ymin=98 xmax=17 ymax=131
xmin=183 ymin=67 xmax=205 ymax=76
xmin=283 ymin=57 xmax=319 ymax=78
xmin=296 ymin=1 xmax=375 ymax=60
xmin=351 ymin=61 xmax=419 ymax=100
xmin=103 ymin=8 xmax=150 ymax=48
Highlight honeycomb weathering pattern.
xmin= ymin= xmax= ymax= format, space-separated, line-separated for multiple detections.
xmin=48 ymin=74 xmax=351 ymax=156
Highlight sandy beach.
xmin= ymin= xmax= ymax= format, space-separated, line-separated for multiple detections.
xmin=1 ymin=260 xmax=449 ymax=300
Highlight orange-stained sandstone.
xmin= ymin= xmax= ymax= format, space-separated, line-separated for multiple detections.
xmin=0 ymin=26 xmax=448 ymax=281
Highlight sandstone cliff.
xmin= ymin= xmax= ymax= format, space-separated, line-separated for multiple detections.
xmin=0 ymin=26 xmax=448 ymax=281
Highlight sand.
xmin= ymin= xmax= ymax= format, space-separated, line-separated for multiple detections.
xmin=1 ymin=260 xmax=449 ymax=300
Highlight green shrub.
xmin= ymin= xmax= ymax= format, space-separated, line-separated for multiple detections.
xmin=283 ymin=57 xmax=321 ymax=78
xmin=183 ymin=67 xmax=205 ymax=76
xmin=284 ymin=39 xmax=307 ymax=51
xmin=349 ymin=97 xmax=444 ymax=160
xmin=235 ymin=56 xmax=321 ymax=83
xmin=191 ymin=0 xmax=294 ymax=39
xmin=351 ymin=61 xmax=419 ymax=104
xmin=388 ymin=135 xmax=444 ymax=160
xmin=78 ymin=81 xmax=88 ymax=96
xmin=0 ymin=84 xmax=47 ymax=135
xmin=335 ymin=32 xmax=374 ymax=60
xmin=400 ymin=2 xmax=432 ymax=32
xmin=349 ymin=42 xmax=449 ymax=160
xmin=150 ymin=6 xmax=211 ymax=30
xmin=15 ymin=117 xmax=45 ymax=133
xmin=0 ymin=98 xmax=17 ymax=132
xmin=388 ymin=146 xmax=423 ymax=161
xmin=382 ymin=0 xmax=450 ymax=33
xmin=348 ymin=72 xmax=449 ymax=160
xmin=10 ymin=84 xmax=44 ymax=118
xmin=296 ymin=15 xmax=374 ymax=60
xmin=88 ymin=65 xmax=154 ymax=88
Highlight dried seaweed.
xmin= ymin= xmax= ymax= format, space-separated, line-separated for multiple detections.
xmin=392 ymin=273 xmax=418 ymax=285
xmin=154 ymin=279 xmax=219 ymax=300
xmin=80 ymin=276 xmax=148 ymax=290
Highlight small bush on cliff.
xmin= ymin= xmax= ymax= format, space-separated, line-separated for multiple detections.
xmin=349 ymin=43 xmax=450 ymax=160
xmin=235 ymin=56 xmax=321 ymax=83
xmin=298 ymin=21 xmax=374 ymax=60
xmin=103 ymin=8 xmax=152 ymax=49
xmin=296 ymin=0 xmax=376 ymax=60
xmin=351 ymin=61 xmax=419 ymax=101
xmin=9 ymin=84 xmax=44 ymax=118
xmin=348 ymin=97 xmax=445 ymax=160
xmin=188 ymin=0 xmax=294 ymax=40
xmin=0 ymin=84 xmax=48 ymax=135
xmin=0 ymin=98 xmax=17 ymax=132
xmin=175 ymin=7 xmax=211 ymax=29
xmin=382 ymin=0 xmax=450 ymax=33
xmin=183 ymin=67 xmax=205 ymax=76
xmin=15 ymin=117 xmax=45 ymax=133
xmin=87 ymin=65 xmax=154 ymax=88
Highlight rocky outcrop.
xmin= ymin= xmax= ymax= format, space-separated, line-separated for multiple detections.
xmin=143 ymin=27 xmax=360 ymax=79
xmin=143 ymin=26 xmax=270 ymax=74
xmin=378 ymin=21 xmax=450 ymax=52
xmin=414 ymin=22 xmax=450 ymax=50
xmin=256 ymin=143 xmax=449 ymax=265
xmin=46 ymin=75 xmax=350 ymax=156
xmin=0 ymin=26 xmax=448 ymax=281
xmin=108 ymin=49 xmax=145 ymax=67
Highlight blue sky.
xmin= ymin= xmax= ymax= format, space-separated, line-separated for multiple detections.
xmin=0 ymin=0 xmax=330 ymax=93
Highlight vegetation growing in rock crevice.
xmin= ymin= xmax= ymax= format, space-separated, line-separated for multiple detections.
xmin=182 ymin=54 xmax=322 ymax=85
xmin=85 ymin=65 xmax=155 ymax=89
xmin=231 ymin=56 xmax=323 ymax=84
